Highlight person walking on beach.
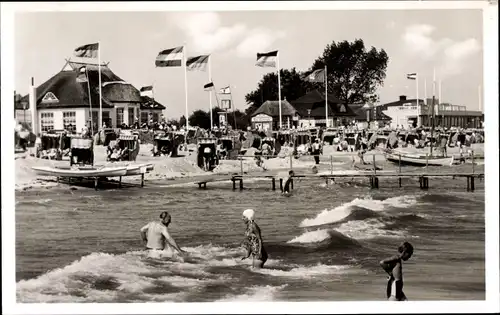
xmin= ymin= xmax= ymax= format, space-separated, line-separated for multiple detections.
xmin=241 ymin=209 xmax=268 ymax=269
xmin=282 ymin=170 xmax=295 ymax=194
xmin=379 ymin=241 xmax=414 ymax=301
xmin=312 ymin=138 xmax=322 ymax=164
xmin=140 ymin=211 xmax=184 ymax=255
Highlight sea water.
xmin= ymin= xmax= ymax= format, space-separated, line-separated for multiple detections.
xmin=15 ymin=167 xmax=485 ymax=302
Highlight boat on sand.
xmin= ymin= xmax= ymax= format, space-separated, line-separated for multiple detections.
xmin=32 ymin=166 xmax=128 ymax=178
xmin=385 ymin=151 xmax=454 ymax=167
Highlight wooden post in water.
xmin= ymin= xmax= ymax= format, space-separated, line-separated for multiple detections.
xmin=373 ymin=154 xmax=376 ymax=175
xmin=272 ymin=177 xmax=276 ymax=191
xmin=426 ymin=153 xmax=429 ymax=170
xmin=330 ymin=155 xmax=333 ymax=175
xmin=280 ymin=178 xmax=283 ymax=192
xmin=398 ymin=154 xmax=402 ymax=188
xmin=472 ymin=151 xmax=475 ymax=174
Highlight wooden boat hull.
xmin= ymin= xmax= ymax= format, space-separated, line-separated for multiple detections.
xmin=125 ymin=163 xmax=154 ymax=175
xmin=32 ymin=166 xmax=128 ymax=177
xmin=385 ymin=153 xmax=454 ymax=166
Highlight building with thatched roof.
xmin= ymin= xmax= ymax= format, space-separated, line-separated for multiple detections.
xmin=250 ymin=99 xmax=299 ymax=131
xmin=19 ymin=60 xmax=165 ymax=134
xmin=291 ymin=89 xmax=357 ymax=127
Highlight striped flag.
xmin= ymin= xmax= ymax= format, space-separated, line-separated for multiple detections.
xmin=74 ymin=43 xmax=99 ymax=58
xmin=76 ymin=66 xmax=88 ymax=83
xmin=156 ymin=46 xmax=183 ymax=67
xmin=406 ymin=73 xmax=417 ymax=80
xmin=255 ymin=50 xmax=278 ymax=67
xmin=303 ymin=69 xmax=326 ymax=83
xmin=140 ymin=86 xmax=154 ymax=97
xmin=204 ymin=82 xmax=215 ymax=91
xmin=219 ymin=86 xmax=231 ymax=94
xmin=186 ymin=55 xmax=210 ymax=71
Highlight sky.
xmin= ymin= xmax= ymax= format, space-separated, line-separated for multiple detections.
xmin=14 ymin=8 xmax=484 ymax=119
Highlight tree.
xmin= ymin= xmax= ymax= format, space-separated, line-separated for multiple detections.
xmin=244 ymin=67 xmax=315 ymax=116
xmin=166 ymin=118 xmax=180 ymax=128
xmin=227 ymin=109 xmax=250 ymax=130
xmin=188 ymin=110 xmax=211 ymax=129
xmin=310 ymin=38 xmax=388 ymax=105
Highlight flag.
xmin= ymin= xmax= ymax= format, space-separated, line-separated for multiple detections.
xmin=156 ymin=46 xmax=183 ymax=67
xmin=406 ymin=73 xmax=417 ymax=80
xmin=219 ymin=86 xmax=231 ymax=94
xmin=255 ymin=50 xmax=278 ymax=67
xmin=204 ymin=82 xmax=215 ymax=91
xmin=74 ymin=43 xmax=99 ymax=58
xmin=186 ymin=55 xmax=210 ymax=71
xmin=76 ymin=66 xmax=88 ymax=83
xmin=140 ymin=86 xmax=154 ymax=97
xmin=303 ymin=69 xmax=326 ymax=83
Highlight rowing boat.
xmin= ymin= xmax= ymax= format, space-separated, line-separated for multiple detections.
xmin=385 ymin=152 xmax=454 ymax=166
xmin=32 ymin=166 xmax=128 ymax=177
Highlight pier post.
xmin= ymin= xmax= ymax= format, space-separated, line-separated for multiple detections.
xmin=239 ymin=178 xmax=243 ymax=190
xmin=373 ymin=154 xmax=377 ymax=175
xmin=272 ymin=177 xmax=276 ymax=191
xmin=330 ymin=155 xmax=333 ymax=175
xmin=240 ymin=158 xmax=243 ymax=175
xmin=426 ymin=153 xmax=429 ymax=170
xmin=470 ymin=176 xmax=475 ymax=192
xmin=232 ymin=178 xmax=236 ymax=190
xmin=466 ymin=176 xmax=470 ymax=191
xmin=141 ymin=174 xmax=144 ymax=187
xmin=119 ymin=176 xmax=122 ymax=188
xmin=472 ymin=151 xmax=475 ymax=174
xmin=398 ymin=154 xmax=402 ymax=188
xmin=280 ymin=178 xmax=283 ymax=192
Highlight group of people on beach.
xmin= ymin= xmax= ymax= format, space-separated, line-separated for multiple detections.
xmin=139 ymin=208 xmax=413 ymax=301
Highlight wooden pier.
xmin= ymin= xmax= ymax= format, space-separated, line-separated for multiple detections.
xmin=195 ymin=172 xmax=483 ymax=192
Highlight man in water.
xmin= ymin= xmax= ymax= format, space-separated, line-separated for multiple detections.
xmin=282 ymin=170 xmax=295 ymax=194
xmin=140 ymin=211 xmax=184 ymax=254
xmin=379 ymin=241 xmax=414 ymax=301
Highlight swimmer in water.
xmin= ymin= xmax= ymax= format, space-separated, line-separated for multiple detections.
xmin=282 ymin=170 xmax=295 ymax=194
xmin=379 ymin=241 xmax=414 ymax=301
xmin=140 ymin=211 xmax=184 ymax=255
xmin=241 ymin=209 xmax=268 ymax=268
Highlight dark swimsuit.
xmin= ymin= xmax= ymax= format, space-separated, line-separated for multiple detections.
xmin=283 ymin=177 xmax=293 ymax=193
xmin=245 ymin=222 xmax=267 ymax=262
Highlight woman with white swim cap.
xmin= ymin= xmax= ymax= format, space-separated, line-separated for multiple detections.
xmin=241 ymin=209 xmax=268 ymax=268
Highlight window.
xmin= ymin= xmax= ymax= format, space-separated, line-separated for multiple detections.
xmin=128 ymin=107 xmax=136 ymax=126
xmin=116 ymin=108 xmax=124 ymax=126
xmin=40 ymin=112 xmax=54 ymax=132
xmin=63 ymin=111 xmax=76 ymax=133
xmin=141 ymin=111 xmax=149 ymax=125
xmin=152 ymin=112 xmax=159 ymax=122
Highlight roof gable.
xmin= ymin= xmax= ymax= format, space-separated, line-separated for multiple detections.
xmin=251 ymin=100 xmax=297 ymax=117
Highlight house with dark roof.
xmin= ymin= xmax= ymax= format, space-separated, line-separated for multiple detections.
xmin=19 ymin=60 xmax=166 ymax=134
xmin=250 ymin=99 xmax=299 ymax=131
xmin=290 ymin=89 xmax=357 ymax=127
xmin=378 ymin=95 xmax=482 ymax=129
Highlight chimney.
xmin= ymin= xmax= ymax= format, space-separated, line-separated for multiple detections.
xmin=399 ymin=95 xmax=407 ymax=101
xmin=29 ymin=77 xmax=37 ymax=134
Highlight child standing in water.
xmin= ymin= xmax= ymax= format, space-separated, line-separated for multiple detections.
xmin=379 ymin=241 xmax=414 ymax=301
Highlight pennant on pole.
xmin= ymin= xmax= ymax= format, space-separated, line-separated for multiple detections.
xmin=219 ymin=86 xmax=231 ymax=94
xmin=140 ymin=86 xmax=154 ymax=97
xmin=303 ymin=68 xmax=326 ymax=83
xmin=406 ymin=73 xmax=417 ymax=80
xmin=186 ymin=55 xmax=210 ymax=71
xmin=204 ymin=82 xmax=215 ymax=91
xmin=156 ymin=46 xmax=184 ymax=67
xmin=74 ymin=43 xmax=99 ymax=58
xmin=255 ymin=50 xmax=278 ymax=67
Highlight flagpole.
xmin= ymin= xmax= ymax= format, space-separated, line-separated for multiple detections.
xmin=325 ymin=65 xmax=329 ymax=128
xmin=424 ymin=77 xmax=427 ymax=106
xmin=416 ymin=73 xmax=420 ymax=127
xmin=213 ymin=85 xmax=221 ymax=128
xmin=86 ymin=67 xmax=94 ymax=135
xmin=229 ymin=84 xmax=237 ymax=130
xmin=277 ymin=51 xmax=282 ymax=130
xmin=183 ymin=44 xmax=189 ymax=130
xmin=98 ymin=42 xmax=103 ymax=130
xmin=208 ymin=56 xmax=213 ymax=130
